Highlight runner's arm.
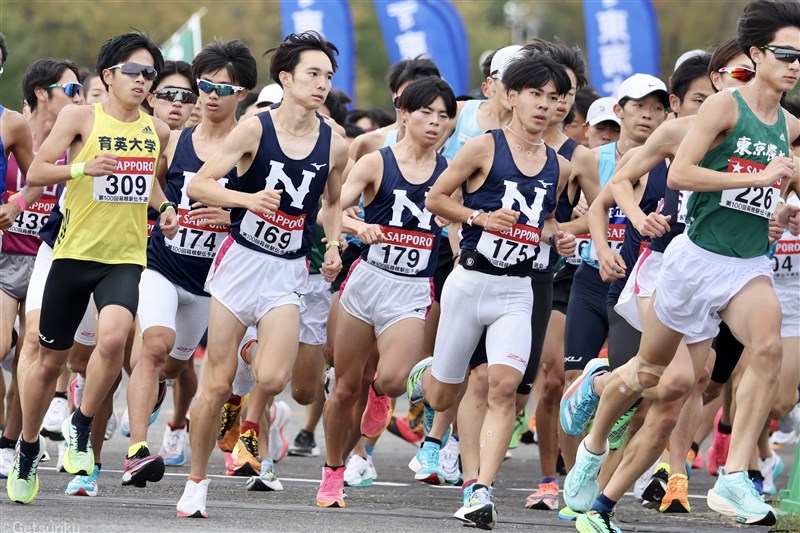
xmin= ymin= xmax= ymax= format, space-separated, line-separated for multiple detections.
xmin=588 ymin=183 xmax=625 ymax=280
xmin=27 ymin=105 xmax=88 ymax=186
xmin=319 ymin=136 xmax=348 ymax=281
xmin=610 ymin=145 xmax=670 ymax=237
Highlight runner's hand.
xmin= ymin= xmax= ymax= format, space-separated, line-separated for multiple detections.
xmin=554 ymin=231 xmax=577 ymax=257
xmin=320 ymin=247 xmax=342 ymax=282
xmin=598 ymin=248 xmax=626 ymax=282
xmin=83 ymin=153 xmax=118 ymax=177
xmin=482 ymin=208 xmax=518 ymax=232
xmin=189 ymin=203 xmax=231 ymax=227
xmin=769 ymin=215 xmax=783 ymax=244
xmin=434 ymin=215 xmax=450 ymax=228
xmin=778 ymin=203 xmax=800 ymax=236
xmin=159 ymin=208 xmax=179 ymax=239
xmin=247 ymin=189 xmax=281 ymax=214
xmin=357 ymin=223 xmax=384 ymax=245
xmin=635 ymin=212 xmax=671 ymax=238
xmin=0 ymin=192 xmax=22 ymax=229
xmin=344 ymin=206 xmax=362 ymax=218
xmin=755 ymin=156 xmax=795 ymax=188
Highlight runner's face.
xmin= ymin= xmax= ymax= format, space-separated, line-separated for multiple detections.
xmin=489 ymin=77 xmax=512 ymax=111
xmin=104 ymin=49 xmax=156 ymax=107
xmin=510 ymin=79 xmax=560 ymax=135
xmin=47 ymin=69 xmax=82 ymax=117
xmin=715 ymin=53 xmax=754 ymax=91
xmin=552 ymin=69 xmax=577 ymax=125
xmin=282 ymin=50 xmax=333 ymax=110
xmin=751 ymin=27 xmax=800 ymax=93
xmin=402 ymin=96 xmax=450 ymax=147
xmin=197 ymin=69 xmax=244 ymax=122
xmin=672 ymin=76 xmax=714 ymax=118
xmin=149 ymin=73 xmax=194 ymax=130
xmin=616 ymin=94 xmax=665 ymax=144
xmin=564 ymin=110 xmax=586 ymax=145
xmin=85 ymin=76 xmax=107 ymax=104
xmin=585 ymin=121 xmax=620 ymax=149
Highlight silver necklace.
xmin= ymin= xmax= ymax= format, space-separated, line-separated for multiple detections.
xmin=504 ymin=125 xmax=545 ymax=157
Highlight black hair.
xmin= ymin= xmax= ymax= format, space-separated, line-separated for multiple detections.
xmin=573 ymin=86 xmax=600 ymax=120
xmin=385 ymin=57 xmax=440 ymax=94
xmin=344 ymin=123 xmax=365 ymax=139
xmin=737 ymin=0 xmax=800 ymax=61
xmin=155 ymin=60 xmax=197 ymax=94
xmin=562 ymin=107 xmax=576 ymax=127
xmin=22 ymin=58 xmax=80 ymax=111
xmin=96 ymin=32 xmax=164 ymax=90
xmin=481 ymin=51 xmax=495 ymax=80
xmin=0 ymin=34 xmax=7 ymax=64
xmin=236 ymin=91 xmax=258 ymax=119
xmin=396 ymin=76 xmax=457 ymax=118
xmin=502 ymin=50 xmax=571 ymax=97
xmin=523 ymin=38 xmax=589 ymax=90
xmin=267 ymin=31 xmax=338 ymax=86
xmin=193 ymin=39 xmax=257 ymax=90
xmin=347 ymin=108 xmax=393 ymax=129
xmin=670 ymin=53 xmax=712 ymax=102
xmin=324 ymin=89 xmax=350 ymax=125
xmin=710 ymin=37 xmax=750 ymax=78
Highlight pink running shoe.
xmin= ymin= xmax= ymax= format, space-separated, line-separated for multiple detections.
xmin=712 ymin=408 xmax=731 ymax=472
xmin=316 ymin=466 xmax=346 ymax=508
xmin=361 ymin=384 xmax=393 ymax=438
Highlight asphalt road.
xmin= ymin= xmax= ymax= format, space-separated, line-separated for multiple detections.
xmin=0 ymin=379 xmax=792 ymax=533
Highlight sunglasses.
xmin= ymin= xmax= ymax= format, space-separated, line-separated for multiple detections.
xmin=108 ymin=62 xmax=158 ymax=81
xmin=717 ymin=66 xmax=755 ymax=83
xmin=47 ymin=82 xmax=83 ymax=97
xmin=153 ymin=87 xmax=198 ymax=105
xmin=196 ymin=79 xmax=244 ymax=97
xmin=761 ymin=45 xmax=800 ymax=64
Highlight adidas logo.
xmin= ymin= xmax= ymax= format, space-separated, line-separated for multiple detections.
xmin=142 ymin=125 xmax=154 ymax=135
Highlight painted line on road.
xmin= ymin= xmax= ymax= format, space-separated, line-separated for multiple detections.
xmin=507 ymin=487 xmax=709 ymax=500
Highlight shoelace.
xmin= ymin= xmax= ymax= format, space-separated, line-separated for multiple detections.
xmin=420 ymin=445 xmax=439 ymax=466
xmin=17 ymin=452 xmax=35 ymax=479
xmin=320 ymin=469 xmax=342 ymax=494
xmin=597 ymin=510 xmax=615 ymax=530
xmin=241 ymin=433 xmax=258 ymax=455
xmin=74 ymin=425 xmax=90 ymax=453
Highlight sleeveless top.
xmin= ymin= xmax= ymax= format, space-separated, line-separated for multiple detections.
xmin=582 ymin=142 xmax=626 ymax=269
xmin=0 ymin=106 xmax=7 ymax=201
xmin=440 ymin=100 xmax=485 ymax=161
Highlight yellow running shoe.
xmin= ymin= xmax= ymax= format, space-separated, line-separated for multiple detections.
xmin=6 ymin=436 xmax=45 ymax=504
xmin=659 ymin=473 xmax=691 ymax=513
xmin=217 ymin=395 xmax=246 ymax=453
xmin=231 ymin=429 xmax=260 ymax=476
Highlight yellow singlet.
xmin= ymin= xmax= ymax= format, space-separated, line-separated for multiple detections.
xmin=54 ymin=103 xmax=159 ymax=266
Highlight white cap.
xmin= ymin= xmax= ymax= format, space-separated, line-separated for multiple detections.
xmin=616 ymin=73 xmax=669 ymax=108
xmin=256 ymin=84 xmax=283 ymax=107
xmin=586 ymin=97 xmax=621 ymax=126
xmin=674 ymin=49 xmax=706 ymax=71
xmin=490 ymin=45 xmax=523 ymax=78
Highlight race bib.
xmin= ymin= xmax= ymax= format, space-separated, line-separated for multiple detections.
xmin=367 ymin=227 xmax=434 ymax=275
xmin=165 ymin=208 xmax=229 ymax=258
xmin=8 ymin=197 xmax=56 ymax=236
xmin=720 ymin=157 xmax=779 ymax=219
xmin=589 ymin=224 xmax=625 ymax=262
xmin=239 ymin=209 xmax=305 ymax=254
xmin=676 ymin=190 xmax=692 ymax=225
xmin=568 ymin=233 xmax=591 ymax=265
xmin=146 ymin=218 xmax=156 ymax=237
xmin=476 ymin=222 xmax=541 ymax=269
xmin=773 ymin=237 xmax=800 ymax=279
xmin=93 ymin=157 xmax=154 ymax=203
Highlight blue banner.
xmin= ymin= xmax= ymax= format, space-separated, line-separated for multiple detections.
xmin=373 ymin=0 xmax=469 ymax=97
xmin=583 ymin=0 xmax=661 ymax=97
xmin=280 ymin=0 xmax=355 ymax=103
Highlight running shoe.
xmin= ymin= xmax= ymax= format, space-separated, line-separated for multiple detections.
xmin=105 ymin=411 xmax=118 ymax=441
xmin=508 ymin=409 xmax=528 ymax=450
xmin=6 ymin=435 xmax=45 ymax=504
xmin=361 ymin=384 xmax=393 ymax=438
xmin=176 ymin=478 xmax=210 ymax=518
xmin=0 ymin=447 xmax=13 ymax=478
xmin=61 ymin=413 xmax=94 ymax=476
xmin=41 ymin=397 xmax=69 ymax=440
xmin=69 ymin=374 xmax=85 ymax=409
xmin=119 ymin=409 xmax=131 ymax=438
xmin=323 ymin=365 xmax=335 ymax=400
xmin=749 ymin=470 xmax=765 ymax=496
xmin=387 ymin=414 xmax=424 ymax=444
xmin=575 ymin=510 xmax=622 ymax=533
xmin=608 ymin=403 xmax=637 ymax=450
xmin=65 ymin=465 xmax=100 ymax=497
xmin=563 ymin=439 xmax=606 ymax=512
xmin=231 ymin=429 xmax=260 ymax=477
xmin=659 ymin=473 xmax=690 ymax=513
xmin=316 ymin=465 xmax=345 ymax=508
xmin=56 ymin=441 xmax=67 ymax=472
xmin=779 ymin=402 xmax=800 ymax=434
xmin=712 ymin=409 xmax=731 ymax=472
xmin=122 ymin=445 xmax=165 ymax=487
xmin=269 ymin=401 xmax=291 ymax=462
xmin=288 ymin=429 xmax=319 ymax=457
xmin=557 ymin=506 xmax=581 ymax=521
xmin=407 ymin=356 xmax=433 ymax=404
xmin=421 ymin=403 xmax=451 ymax=446
xmin=462 ymin=483 xmax=474 ymax=507
xmin=217 ymin=396 xmax=245 ymax=451
xmin=560 ymin=358 xmax=608 ymax=436
xmin=770 ymin=428 xmax=800 ymax=448
xmin=454 ymin=485 xmax=496 ymax=530
xmin=247 ymin=458 xmax=283 ymax=491
xmin=759 ymin=452 xmax=784 ymax=496
xmin=525 ymin=481 xmax=560 ymax=510
xmin=343 ymin=454 xmax=374 ymax=487
xmin=159 ymin=425 xmax=187 ymax=466
xmin=414 ymin=441 xmax=445 ymax=485
xmin=688 ymin=448 xmax=703 ymax=470
xmin=641 ymin=462 xmax=670 ymax=509
xmin=440 ymin=435 xmax=462 ymax=485
xmin=707 ymin=469 xmax=777 ymax=525
xmin=706 ymin=444 xmax=719 ymax=476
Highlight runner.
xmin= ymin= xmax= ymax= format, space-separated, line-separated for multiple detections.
xmin=144 ymin=60 xmax=197 ymax=131
xmin=7 ymin=32 xmax=176 ymax=505
xmin=175 ymin=31 xmax=347 ymax=518
xmin=565 ymin=1 xmax=800 ymax=528
xmin=316 ymin=76 xmax=455 ymax=508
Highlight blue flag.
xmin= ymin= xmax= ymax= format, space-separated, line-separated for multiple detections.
xmin=583 ymin=0 xmax=661 ymax=96
xmin=280 ymin=0 xmax=356 ymax=103
xmin=373 ymin=0 xmax=469 ymax=97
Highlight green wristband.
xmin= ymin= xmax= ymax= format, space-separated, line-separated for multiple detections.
xmin=70 ymin=162 xmax=86 ymax=179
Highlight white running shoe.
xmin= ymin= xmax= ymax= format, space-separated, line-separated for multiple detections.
xmin=56 ymin=441 xmax=68 ymax=472
xmin=634 ymin=459 xmax=659 ymax=500
xmin=41 ymin=397 xmax=69 ymax=437
xmin=779 ymin=402 xmax=800 ymax=434
xmin=159 ymin=425 xmax=187 ymax=467
xmin=0 ymin=446 xmax=14 ymax=478
xmin=105 ymin=411 xmax=118 ymax=441
xmin=268 ymin=401 xmax=291 ymax=462
xmin=440 ymin=436 xmax=462 ymax=485
xmin=176 ymin=478 xmax=210 ymax=518
xmin=343 ymin=454 xmax=374 ymax=487
xmin=119 ymin=409 xmax=131 ymax=437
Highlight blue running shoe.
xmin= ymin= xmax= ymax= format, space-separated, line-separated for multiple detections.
xmin=564 ymin=439 xmax=606 ymax=513
xmin=422 ymin=403 xmax=450 ymax=447
xmin=414 ymin=441 xmax=445 ymax=485
xmin=707 ymin=469 xmax=777 ymax=525
xmin=407 ymin=357 xmax=433 ymax=404
xmin=560 ymin=358 xmax=608 ymax=437
xmin=65 ymin=465 xmax=100 ymax=497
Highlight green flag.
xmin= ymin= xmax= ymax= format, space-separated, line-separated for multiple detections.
xmin=162 ymin=8 xmax=207 ymax=63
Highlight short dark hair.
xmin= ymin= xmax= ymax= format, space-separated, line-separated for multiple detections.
xmin=670 ymin=53 xmax=712 ymax=102
xmin=710 ymin=37 xmax=749 ymax=79
xmin=193 ymin=39 xmax=257 ymax=90
xmin=737 ymin=0 xmax=800 ymax=61
xmin=80 ymin=69 xmax=100 ymax=87
xmin=0 ymin=34 xmax=9 ymax=64
xmin=96 ymin=32 xmax=164 ymax=90
xmin=481 ymin=51 xmax=495 ymax=80
xmin=344 ymin=123 xmax=365 ymax=139
xmin=267 ymin=31 xmax=338 ymax=86
xmin=385 ymin=57 xmax=440 ymax=94
xmin=324 ymin=89 xmax=350 ymax=125
xmin=236 ymin=91 xmax=258 ymax=119
xmin=573 ymin=86 xmax=600 ymax=120
xmin=22 ymin=58 xmax=80 ymax=111
xmin=523 ymin=38 xmax=589 ymax=90
xmin=396 ymin=76 xmax=457 ymax=118
xmin=502 ymin=50 xmax=571 ymax=97
xmin=155 ymin=60 xmax=197 ymax=94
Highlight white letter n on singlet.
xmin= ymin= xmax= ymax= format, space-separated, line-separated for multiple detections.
xmin=389 ymin=190 xmax=433 ymax=230
xmin=265 ymin=161 xmax=315 ymax=209
xmin=501 ymin=180 xmax=547 ymax=224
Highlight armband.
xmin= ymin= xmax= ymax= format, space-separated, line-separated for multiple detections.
xmin=549 ymin=233 xmax=557 ymax=248
xmin=466 ymin=209 xmax=483 ymax=226
xmin=13 ymin=196 xmax=26 ymax=211
xmin=325 ymin=240 xmax=341 ymax=251
xmin=159 ymin=201 xmax=178 ymax=214
xmin=70 ymin=162 xmax=86 ymax=179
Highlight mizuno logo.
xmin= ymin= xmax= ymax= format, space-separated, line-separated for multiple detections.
xmin=310 ymin=163 xmax=327 ymax=171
